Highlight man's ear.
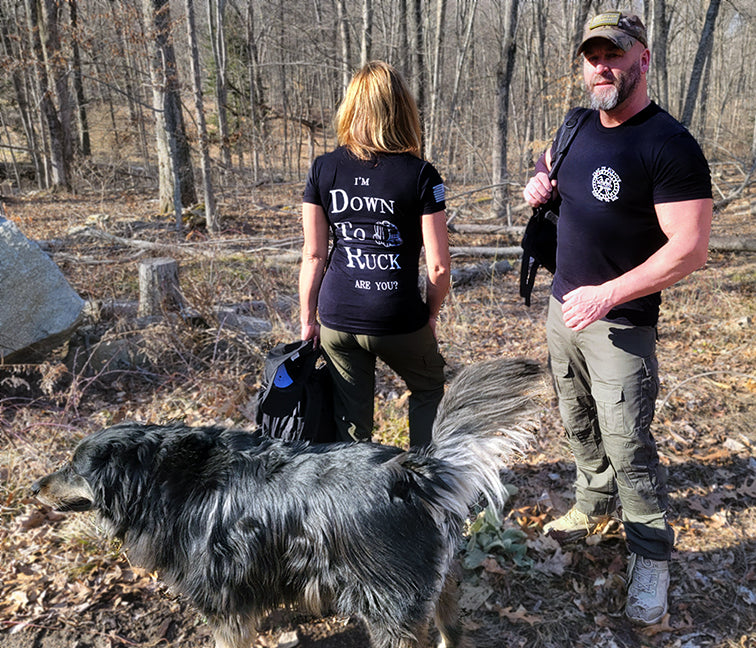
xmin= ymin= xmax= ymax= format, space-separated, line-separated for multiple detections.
xmin=640 ymin=48 xmax=650 ymax=74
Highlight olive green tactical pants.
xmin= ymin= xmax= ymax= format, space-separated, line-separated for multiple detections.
xmin=546 ymin=296 xmax=674 ymax=561
xmin=320 ymin=323 xmax=445 ymax=447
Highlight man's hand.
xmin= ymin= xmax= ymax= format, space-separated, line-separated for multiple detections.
xmin=523 ymin=171 xmax=556 ymax=207
xmin=561 ymin=285 xmax=614 ymax=331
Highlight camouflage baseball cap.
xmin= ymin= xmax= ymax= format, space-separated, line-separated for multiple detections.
xmin=577 ymin=11 xmax=648 ymax=55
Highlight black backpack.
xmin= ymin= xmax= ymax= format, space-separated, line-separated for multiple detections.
xmin=256 ymin=339 xmax=338 ymax=443
xmin=519 ymin=107 xmax=591 ymax=306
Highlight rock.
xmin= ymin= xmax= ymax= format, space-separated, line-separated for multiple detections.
xmin=216 ymin=307 xmax=272 ymax=338
xmin=0 ymin=217 xmax=84 ymax=362
xmin=277 ymin=631 xmax=300 ymax=648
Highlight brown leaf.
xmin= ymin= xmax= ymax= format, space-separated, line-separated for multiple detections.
xmin=480 ymin=556 xmax=508 ymax=575
xmin=496 ymin=604 xmax=542 ymax=625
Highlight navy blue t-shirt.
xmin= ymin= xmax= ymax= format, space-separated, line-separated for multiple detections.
xmin=553 ymin=103 xmax=711 ymax=326
xmin=303 ymin=147 xmax=446 ymax=335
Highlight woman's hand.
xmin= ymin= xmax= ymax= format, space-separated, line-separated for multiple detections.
xmin=301 ymin=321 xmax=321 ymax=346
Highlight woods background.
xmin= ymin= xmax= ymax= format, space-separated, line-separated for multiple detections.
xmin=1 ymin=3 xmax=755 ymax=647
xmin=0 ymin=0 xmax=754 ymax=229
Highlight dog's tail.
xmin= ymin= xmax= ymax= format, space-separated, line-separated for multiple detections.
xmin=422 ymin=358 xmax=541 ymax=521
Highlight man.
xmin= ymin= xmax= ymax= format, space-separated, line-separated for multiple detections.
xmin=523 ymin=12 xmax=712 ymax=626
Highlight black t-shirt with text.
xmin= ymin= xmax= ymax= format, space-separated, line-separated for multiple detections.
xmin=553 ymin=103 xmax=712 ymax=326
xmin=303 ymin=147 xmax=446 ymax=335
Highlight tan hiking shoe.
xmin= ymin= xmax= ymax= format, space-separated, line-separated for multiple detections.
xmin=625 ymin=553 xmax=669 ymax=625
xmin=543 ymin=506 xmax=611 ymax=545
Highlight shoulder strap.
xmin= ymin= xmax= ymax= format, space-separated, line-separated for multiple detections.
xmin=548 ymin=107 xmax=591 ymax=180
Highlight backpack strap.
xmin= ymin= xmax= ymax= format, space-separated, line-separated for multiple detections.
xmin=518 ymin=107 xmax=591 ymax=307
xmin=548 ymin=107 xmax=591 ymax=180
xmin=519 ymin=255 xmax=539 ymax=307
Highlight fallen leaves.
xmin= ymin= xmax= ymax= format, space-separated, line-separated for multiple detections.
xmin=496 ymin=604 xmax=542 ymax=625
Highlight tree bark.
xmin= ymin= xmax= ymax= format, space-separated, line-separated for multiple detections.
xmin=443 ymin=0 xmax=477 ymax=158
xmin=209 ymin=0 xmax=231 ymax=170
xmin=68 ymin=0 xmax=90 ymax=157
xmin=185 ymin=0 xmax=218 ymax=233
xmin=491 ymin=0 xmax=519 ymax=221
xmin=681 ymin=0 xmax=721 ymax=128
xmin=409 ymin=0 xmax=426 ymax=135
xmin=138 ymin=257 xmax=183 ymax=317
xmin=142 ymin=0 xmax=196 ymax=220
xmin=651 ymin=0 xmax=670 ymax=110
xmin=336 ymin=0 xmax=351 ymax=95
xmin=42 ymin=0 xmax=75 ymax=172
xmin=426 ymin=0 xmax=446 ymax=160
xmin=360 ymin=0 xmax=372 ymax=66
xmin=25 ymin=0 xmax=71 ymax=191
xmin=563 ymin=0 xmax=594 ymax=112
xmin=0 ymin=3 xmax=42 ymax=186
xmin=246 ymin=0 xmax=265 ymax=183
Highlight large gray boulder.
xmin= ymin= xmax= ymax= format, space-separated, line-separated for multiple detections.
xmin=0 ymin=216 xmax=84 ymax=363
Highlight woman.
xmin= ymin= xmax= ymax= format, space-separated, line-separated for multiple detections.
xmin=299 ymin=61 xmax=450 ymax=447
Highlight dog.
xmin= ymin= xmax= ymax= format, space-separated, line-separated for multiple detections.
xmin=32 ymin=358 xmax=540 ymax=648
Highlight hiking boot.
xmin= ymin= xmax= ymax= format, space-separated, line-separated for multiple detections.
xmin=543 ymin=506 xmax=611 ymax=545
xmin=625 ymin=553 xmax=669 ymax=625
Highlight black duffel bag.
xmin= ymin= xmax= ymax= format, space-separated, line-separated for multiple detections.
xmin=256 ymin=339 xmax=338 ymax=443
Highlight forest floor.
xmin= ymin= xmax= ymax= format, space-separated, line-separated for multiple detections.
xmin=0 ymin=177 xmax=754 ymax=648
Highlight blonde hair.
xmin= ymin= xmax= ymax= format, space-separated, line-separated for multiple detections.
xmin=336 ymin=61 xmax=422 ymax=160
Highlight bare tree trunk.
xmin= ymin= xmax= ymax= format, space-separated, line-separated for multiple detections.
xmin=246 ymin=0 xmax=264 ymax=183
xmin=42 ymin=0 xmax=75 ymax=172
xmin=142 ymin=0 xmax=196 ymax=221
xmin=396 ymin=0 xmax=409 ymax=78
xmin=562 ymin=0 xmax=594 ymax=113
xmin=443 ymin=0 xmax=477 ymax=157
xmin=209 ymin=0 xmax=232 ymax=171
xmin=426 ymin=0 xmax=446 ymax=161
xmin=25 ymin=0 xmax=70 ymax=191
xmin=360 ymin=0 xmax=372 ymax=66
xmin=650 ymin=0 xmax=670 ymax=109
xmin=681 ymin=0 xmax=721 ymax=128
xmin=277 ymin=0 xmax=289 ymax=178
xmin=185 ymin=0 xmax=217 ymax=233
xmin=109 ymin=0 xmax=150 ymax=169
xmin=491 ymin=0 xmax=519 ymax=221
xmin=696 ymin=42 xmax=713 ymax=136
xmin=336 ymin=0 xmax=351 ymax=95
xmin=0 ymin=3 xmax=42 ymax=186
xmin=408 ymin=0 xmax=426 ymax=143
xmin=68 ymin=0 xmax=90 ymax=157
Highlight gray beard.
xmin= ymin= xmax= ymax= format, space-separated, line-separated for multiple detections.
xmin=587 ymin=60 xmax=641 ymax=111
xmin=589 ymin=85 xmax=619 ymax=111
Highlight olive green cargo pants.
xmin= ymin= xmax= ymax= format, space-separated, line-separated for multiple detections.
xmin=320 ymin=323 xmax=445 ymax=447
xmin=547 ymin=296 xmax=674 ymax=560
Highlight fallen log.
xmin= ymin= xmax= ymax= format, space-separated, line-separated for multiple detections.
xmin=708 ymin=236 xmax=756 ymax=253
xmin=451 ymin=259 xmax=512 ymax=286
xmin=450 ymin=223 xmax=526 ymax=235
xmin=450 ymin=246 xmax=522 ymax=257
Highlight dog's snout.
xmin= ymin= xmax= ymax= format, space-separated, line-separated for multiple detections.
xmin=31 ymin=477 xmax=44 ymax=496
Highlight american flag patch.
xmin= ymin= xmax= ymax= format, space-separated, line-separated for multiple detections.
xmin=433 ymin=183 xmax=445 ymax=203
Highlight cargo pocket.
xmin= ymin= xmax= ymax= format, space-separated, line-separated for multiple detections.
xmin=551 ymin=359 xmax=594 ymax=439
xmin=593 ymin=380 xmax=625 ymax=438
xmin=550 ymin=359 xmax=574 ymax=401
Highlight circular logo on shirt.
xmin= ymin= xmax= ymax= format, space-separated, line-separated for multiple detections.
xmin=591 ymin=166 xmax=621 ymax=202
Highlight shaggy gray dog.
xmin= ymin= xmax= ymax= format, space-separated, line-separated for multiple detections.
xmin=33 ymin=358 xmax=540 ymax=648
